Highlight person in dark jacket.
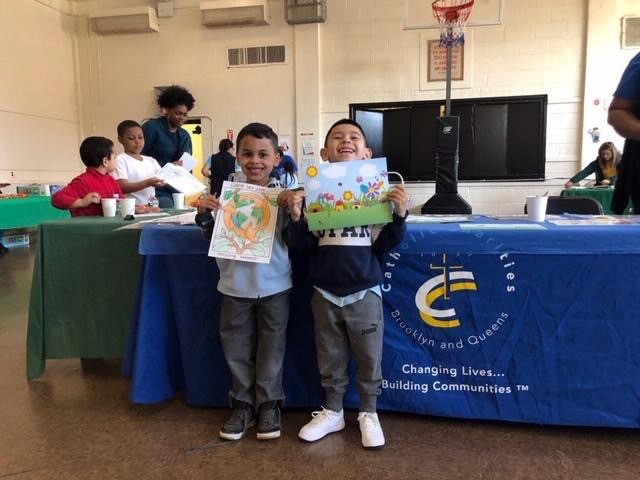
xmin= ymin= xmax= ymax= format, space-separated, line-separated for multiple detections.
xmin=609 ymin=53 xmax=640 ymax=213
xmin=279 ymin=119 xmax=408 ymax=450
xmin=201 ymin=138 xmax=236 ymax=197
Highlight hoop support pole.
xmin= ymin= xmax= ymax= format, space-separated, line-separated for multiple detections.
xmin=445 ymin=37 xmax=452 ymax=115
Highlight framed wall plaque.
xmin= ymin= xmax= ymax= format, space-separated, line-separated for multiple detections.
xmin=427 ymin=40 xmax=464 ymax=82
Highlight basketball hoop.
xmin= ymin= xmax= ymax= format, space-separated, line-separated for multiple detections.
xmin=432 ymin=0 xmax=474 ymax=46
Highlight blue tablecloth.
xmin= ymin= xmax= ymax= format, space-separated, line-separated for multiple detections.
xmin=124 ymin=217 xmax=640 ymax=427
xmin=123 ymin=224 xmax=322 ymax=407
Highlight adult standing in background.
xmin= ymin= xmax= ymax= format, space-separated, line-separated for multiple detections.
xmin=608 ymin=52 xmax=640 ymax=214
xmin=142 ymin=85 xmax=196 ymax=208
xmin=201 ymin=138 xmax=236 ymax=197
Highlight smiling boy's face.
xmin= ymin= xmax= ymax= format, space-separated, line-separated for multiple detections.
xmin=237 ymin=135 xmax=280 ymax=186
xmin=321 ymin=123 xmax=372 ymax=163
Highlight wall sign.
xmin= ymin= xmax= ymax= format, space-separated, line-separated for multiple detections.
xmin=428 ymin=40 xmax=464 ymax=82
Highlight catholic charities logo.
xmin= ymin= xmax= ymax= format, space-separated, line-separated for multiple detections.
xmin=384 ymin=249 xmax=517 ymax=350
xmin=415 ymin=254 xmax=476 ymax=328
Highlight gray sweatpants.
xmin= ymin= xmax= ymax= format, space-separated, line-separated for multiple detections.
xmin=219 ymin=290 xmax=290 ymax=407
xmin=311 ymin=290 xmax=384 ymax=412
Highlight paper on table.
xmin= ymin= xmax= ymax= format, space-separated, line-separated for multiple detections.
xmin=179 ymin=152 xmax=197 ymax=172
xmin=156 ymin=163 xmax=206 ymax=196
xmin=406 ymin=214 xmax=472 ymax=223
xmin=115 ymin=211 xmax=196 ymax=230
xmin=461 ymin=223 xmax=547 ymax=230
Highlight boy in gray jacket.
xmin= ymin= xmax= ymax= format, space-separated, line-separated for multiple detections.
xmin=196 ymin=123 xmax=290 ymax=441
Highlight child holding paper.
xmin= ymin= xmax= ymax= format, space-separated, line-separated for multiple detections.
xmin=112 ymin=120 xmax=165 ymax=206
xmin=195 ymin=122 xmax=291 ymax=441
xmin=52 ymin=136 xmax=123 ymax=217
xmin=279 ymin=119 xmax=408 ymax=449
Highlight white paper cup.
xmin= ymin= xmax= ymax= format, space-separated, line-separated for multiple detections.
xmin=172 ymin=193 xmax=185 ymax=209
xmin=526 ymin=196 xmax=548 ymax=222
xmin=101 ymin=198 xmax=117 ymax=217
xmin=120 ymin=198 xmax=136 ymax=217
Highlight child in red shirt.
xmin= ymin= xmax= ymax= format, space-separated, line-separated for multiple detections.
xmin=52 ymin=136 xmax=123 ymax=217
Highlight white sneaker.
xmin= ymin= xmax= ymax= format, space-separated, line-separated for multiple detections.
xmin=358 ymin=412 xmax=385 ymax=449
xmin=298 ymin=407 xmax=345 ymax=442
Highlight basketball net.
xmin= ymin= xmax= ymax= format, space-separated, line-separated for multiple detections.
xmin=432 ymin=0 xmax=474 ymax=47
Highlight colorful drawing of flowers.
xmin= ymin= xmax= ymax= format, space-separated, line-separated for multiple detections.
xmin=360 ymin=181 xmax=381 ymax=200
xmin=308 ymin=202 xmax=323 ymax=213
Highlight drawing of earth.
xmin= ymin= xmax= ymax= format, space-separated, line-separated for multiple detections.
xmin=222 ymin=192 xmax=271 ymax=243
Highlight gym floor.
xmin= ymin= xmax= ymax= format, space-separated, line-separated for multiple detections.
xmin=1 ymin=245 xmax=639 ymax=480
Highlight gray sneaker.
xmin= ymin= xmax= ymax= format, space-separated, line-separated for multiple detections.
xmin=256 ymin=401 xmax=281 ymax=440
xmin=219 ymin=402 xmax=255 ymax=441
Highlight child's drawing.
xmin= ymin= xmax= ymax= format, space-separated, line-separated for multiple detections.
xmin=208 ymin=181 xmax=282 ymax=263
xmin=304 ymin=157 xmax=393 ymax=231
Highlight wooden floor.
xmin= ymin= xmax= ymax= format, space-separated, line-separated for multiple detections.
xmin=1 ymin=244 xmax=640 ymax=479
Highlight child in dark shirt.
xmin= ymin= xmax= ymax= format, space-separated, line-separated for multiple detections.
xmin=279 ymin=119 xmax=408 ymax=449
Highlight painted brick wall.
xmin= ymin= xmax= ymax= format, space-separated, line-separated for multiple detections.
xmin=320 ymin=0 xmax=586 ymax=200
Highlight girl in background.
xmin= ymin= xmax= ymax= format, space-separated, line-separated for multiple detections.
xmin=565 ymin=142 xmax=621 ymax=188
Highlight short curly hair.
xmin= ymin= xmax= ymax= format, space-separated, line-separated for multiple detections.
xmin=157 ymin=85 xmax=195 ymax=111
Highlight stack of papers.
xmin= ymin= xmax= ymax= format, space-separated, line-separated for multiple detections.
xmin=156 ymin=163 xmax=206 ymax=196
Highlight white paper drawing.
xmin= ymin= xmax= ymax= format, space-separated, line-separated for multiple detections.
xmin=208 ymin=181 xmax=283 ymax=264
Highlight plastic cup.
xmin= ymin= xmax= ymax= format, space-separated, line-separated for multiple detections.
xmin=526 ymin=195 xmax=548 ymax=222
xmin=101 ymin=198 xmax=117 ymax=217
xmin=120 ymin=198 xmax=136 ymax=217
xmin=172 ymin=193 xmax=185 ymax=209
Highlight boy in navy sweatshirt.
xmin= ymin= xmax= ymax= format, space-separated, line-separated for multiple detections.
xmin=280 ymin=119 xmax=408 ymax=449
xmin=196 ymin=123 xmax=290 ymax=441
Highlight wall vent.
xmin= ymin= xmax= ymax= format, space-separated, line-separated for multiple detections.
xmin=622 ymin=16 xmax=640 ymax=49
xmin=227 ymin=45 xmax=286 ymax=67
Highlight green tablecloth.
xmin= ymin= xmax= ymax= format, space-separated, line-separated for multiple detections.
xmin=561 ymin=187 xmax=633 ymax=215
xmin=0 ymin=196 xmax=70 ymax=230
xmin=26 ymin=217 xmax=143 ymax=379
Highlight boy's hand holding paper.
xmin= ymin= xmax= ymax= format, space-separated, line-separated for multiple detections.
xmin=155 ymin=162 xmax=206 ymax=196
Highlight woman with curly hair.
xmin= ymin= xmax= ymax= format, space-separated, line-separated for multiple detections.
xmin=142 ymin=85 xmax=196 ymax=207
xmin=564 ymin=141 xmax=621 ymax=188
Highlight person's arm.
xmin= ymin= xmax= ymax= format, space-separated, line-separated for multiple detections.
xmin=51 ymin=177 xmax=100 ymax=211
xmin=194 ymin=194 xmax=221 ymax=239
xmin=279 ymin=189 xmax=316 ymax=251
xmin=608 ymin=98 xmax=640 ymax=141
xmin=141 ymin=121 xmax=157 ymax=158
xmin=201 ymin=158 xmax=211 ymax=177
xmin=567 ymin=160 xmax=598 ymax=185
xmin=116 ymin=177 xmax=164 ymax=194
xmin=371 ymin=185 xmax=409 ymax=254
xmin=372 ymin=210 xmax=408 ymax=255
xmin=183 ymin=131 xmax=193 ymax=155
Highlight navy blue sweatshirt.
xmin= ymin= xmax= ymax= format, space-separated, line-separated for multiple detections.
xmin=284 ymin=212 xmax=407 ymax=297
